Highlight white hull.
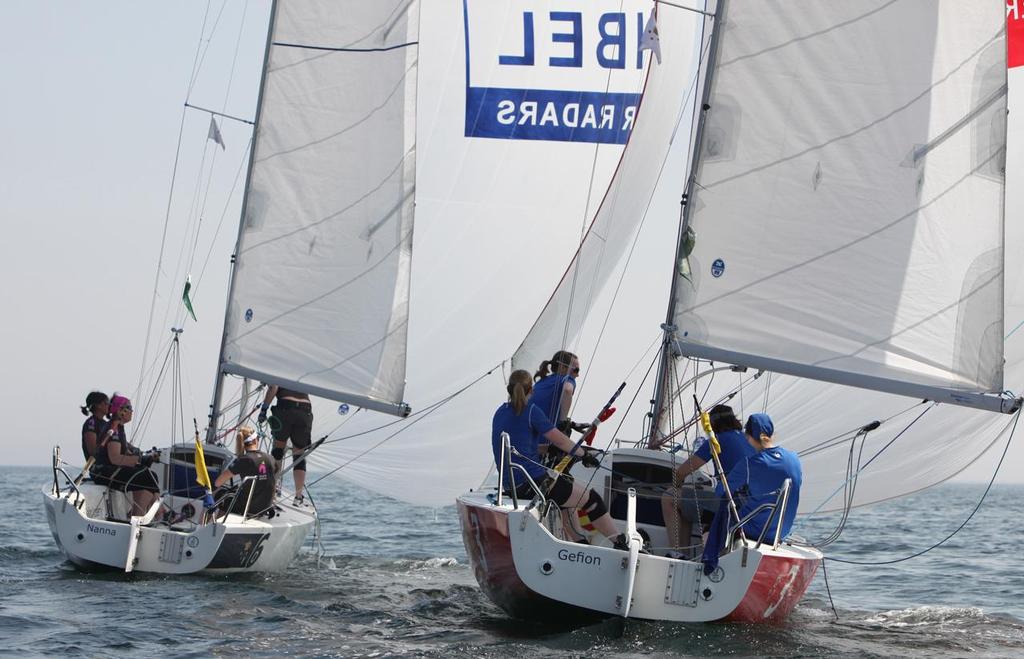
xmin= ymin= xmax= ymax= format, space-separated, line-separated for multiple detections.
xmin=458 ymin=448 xmax=822 ymax=623
xmin=45 ymin=445 xmax=315 ymax=574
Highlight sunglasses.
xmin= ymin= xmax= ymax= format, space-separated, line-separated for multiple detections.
xmin=121 ymin=405 xmax=133 ymax=412
xmin=571 ymin=367 xmax=580 ymax=375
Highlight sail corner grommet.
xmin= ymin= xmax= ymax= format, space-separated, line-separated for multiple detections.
xmin=540 ymin=560 xmax=554 ymax=576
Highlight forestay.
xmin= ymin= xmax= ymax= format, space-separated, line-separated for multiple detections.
xmin=674 ymin=1 xmax=1010 ymax=412
xmin=221 ymin=0 xmax=418 ymax=416
xmin=514 ymin=4 xmax=705 ymax=371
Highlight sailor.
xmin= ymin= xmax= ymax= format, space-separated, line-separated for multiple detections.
xmin=530 ymin=350 xmax=585 ymax=436
xmin=91 ymin=394 xmax=162 ymax=516
xmin=80 ymin=391 xmax=109 ymax=461
xmin=258 ymin=384 xmax=313 ymax=506
xmin=494 ymin=370 xmax=632 ymax=550
xmin=213 ymin=427 xmax=276 ymax=517
xmin=702 ymin=413 xmax=802 ymax=571
xmin=660 ymin=404 xmax=756 ymax=553
xmin=529 ymin=351 xmax=593 ymax=541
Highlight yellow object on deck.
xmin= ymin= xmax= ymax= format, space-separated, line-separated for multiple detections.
xmin=194 ymin=436 xmax=213 ymax=490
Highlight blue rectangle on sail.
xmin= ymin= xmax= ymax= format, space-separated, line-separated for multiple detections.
xmin=465 ymin=87 xmax=641 ymax=144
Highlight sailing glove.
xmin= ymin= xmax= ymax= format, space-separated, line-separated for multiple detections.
xmin=258 ymin=403 xmax=269 ymax=424
xmin=580 ymin=448 xmax=604 ymax=469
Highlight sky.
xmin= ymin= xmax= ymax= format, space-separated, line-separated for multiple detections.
xmin=0 ymin=0 xmax=1020 ymax=487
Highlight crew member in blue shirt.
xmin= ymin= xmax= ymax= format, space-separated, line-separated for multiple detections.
xmin=701 ymin=413 xmax=802 ymax=572
xmin=660 ymin=404 xmax=757 ymax=553
xmin=529 ymin=350 xmax=582 ymax=437
xmin=724 ymin=413 xmax=802 ymax=541
xmin=493 ymin=370 xmax=629 ymax=549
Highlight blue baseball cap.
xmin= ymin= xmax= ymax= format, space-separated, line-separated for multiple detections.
xmin=745 ymin=413 xmax=774 ymax=439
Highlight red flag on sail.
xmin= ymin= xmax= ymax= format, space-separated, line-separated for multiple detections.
xmin=1010 ymin=0 xmax=1024 ymax=68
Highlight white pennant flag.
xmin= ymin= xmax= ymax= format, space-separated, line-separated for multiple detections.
xmin=639 ymin=12 xmax=661 ymax=65
xmin=207 ymin=116 xmax=226 ymax=150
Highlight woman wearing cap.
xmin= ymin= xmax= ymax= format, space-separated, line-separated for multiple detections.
xmin=660 ymin=404 xmax=757 ymax=554
xmin=92 ymin=394 xmax=162 ymax=516
xmin=213 ymin=427 xmax=276 ymax=517
xmin=722 ymin=413 xmax=802 ymax=542
xmin=80 ymin=391 xmax=109 ymax=462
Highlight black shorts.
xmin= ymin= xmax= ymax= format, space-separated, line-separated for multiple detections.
xmin=506 ymin=474 xmax=575 ymax=506
xmin=93 ymin=465 xmax=159 ymax=493
xmin=270 ymin=403 xmax=313 ymax=449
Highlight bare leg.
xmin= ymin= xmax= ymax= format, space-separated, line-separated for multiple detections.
xmin=661 ymin=490 xmax=683 ymax=548
xmin=563 ymin=482 xmax=619 ymax=540
xmin=560 ymin=508 xmax=586 ymax=540
xmin=292 ymin=448 xmax=306 ymax=496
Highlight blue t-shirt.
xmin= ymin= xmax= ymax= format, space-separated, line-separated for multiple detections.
xmin=693 ymin=429 xmax=757 ymax=475
xmin=528 ymin=374 xmax=575 ymax=443
xmin=529 ymin=374 xmax=576 ymax=422
xmin=492 ymin=402 xmax=555 ymax=486
xmin=719 ymin=446 xmax=802 ymax=541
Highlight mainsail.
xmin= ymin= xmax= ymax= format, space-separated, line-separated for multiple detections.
xmin=220 ymin=0 xmax=419 ymax=416
xmin=674 ymin=1 xmax=1012 ymax=413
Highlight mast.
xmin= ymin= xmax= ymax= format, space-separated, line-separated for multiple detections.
xmin=206 ymin=0 xmax=279 ymax=443
xmin=647 ymin=0 xmax=727 ymax=447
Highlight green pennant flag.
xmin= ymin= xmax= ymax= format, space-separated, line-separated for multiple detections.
xmin=182 ymin=275 xmax=197 ymax=322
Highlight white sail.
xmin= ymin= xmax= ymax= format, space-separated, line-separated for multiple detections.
xmin=513 ymin=4 xmax=705 ymax=373
xmin=674 ymin=1 xmax=1010 ymax=412
xmin=220 ymin=0 xmax=419 ymax=415
xmin=305 ymin=1 xmax=656 ymax=504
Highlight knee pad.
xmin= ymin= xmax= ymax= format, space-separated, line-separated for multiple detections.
xmin=292 ymin=457 xmax=306 ymax=472
xmin=271 ymin=447 xmax=285 ymax=461
xmin=582 ymin=489 xmax=607 ymax=520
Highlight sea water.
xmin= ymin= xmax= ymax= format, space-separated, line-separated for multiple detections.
xmin=3 ymin=466 xmax=1022 ymax=657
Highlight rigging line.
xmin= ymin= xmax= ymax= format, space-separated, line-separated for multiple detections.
xmin=184 ymin=103 xmax=254 ymax=126
xmin=579 ymin=350 xmax=662 ymax=493
xmin=517 ymin=5 xmax=667 ymax=369
xmin=798 ymin=400 xmax=929 ymax=458
xmin=571 ymin=33 xmax=712 ymax=409
xmin=186 ymin=1 xmax=215 ymax=96
xmin=655 ymin=0 xmax=716 ymax=18
xmin=826 ymin=407 xmax=1019 ymax=566
xmin=192 ymin=137 xmax=252 ymax=303
xmin=1005 ymin=317 xmax=1024 ymax=340
xmin=187 ymin=0 xmax=232 ymax=97
xmin=134 ymin=339 xmax=177 ymax=445
xmin=320 ymin=362 xmax=504 ymax=445
xmin=272 ymin=41 xmax=418 ymax=53
xmin=820 ymin=558 xmax=840 ymax=620
xmin=558 ymin=0 xmax=633 ymax=359
xmin=185 ymin=1 xmax=250 ymax=287
xmin=156 ymin=141 xmax=211 ymax=338
xmin=220 ymin=0 xmax=248 ymax=114
xmin=135 ymin=105 xmax=190 ymax=403
xmin=305 ymin=393 xmax=449 ymax=488
xmin=802 ymin=404 xmax=936 ymax=519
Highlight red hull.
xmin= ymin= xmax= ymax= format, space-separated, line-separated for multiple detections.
xmin=459 ymin=497 xmax=819 ymax=623
xmin=723 ymin=551 xmax=820 ymax=622
xmin=457 ymin=499 xmax=604 ymax=621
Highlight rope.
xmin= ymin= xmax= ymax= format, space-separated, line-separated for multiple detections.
xmin=306 ymin=363 xmax=504 ymax=485
xmin=824 ymin=407 xmax=1019 ymax=566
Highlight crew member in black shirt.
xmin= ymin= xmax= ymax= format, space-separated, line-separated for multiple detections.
xmin=258 ymin=384 xmax=313 ymax=506
xmin=214 ymin=428 xmax=276 ymax=517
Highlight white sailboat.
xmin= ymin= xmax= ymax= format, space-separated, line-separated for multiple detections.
xmin=458 ymin=0 xmax=1021 ymax=623
xmin=43 ymin=0 xmax=423 ymax=573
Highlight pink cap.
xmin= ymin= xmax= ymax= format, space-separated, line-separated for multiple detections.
xmin=110 ymin=394 xmax=132 ymax=416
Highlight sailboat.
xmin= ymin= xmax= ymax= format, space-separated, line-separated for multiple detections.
xmin=42 ymin=0 xmax=425 ymax=573
xmin=458 ymin=0 xmax=1021 ymax=623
